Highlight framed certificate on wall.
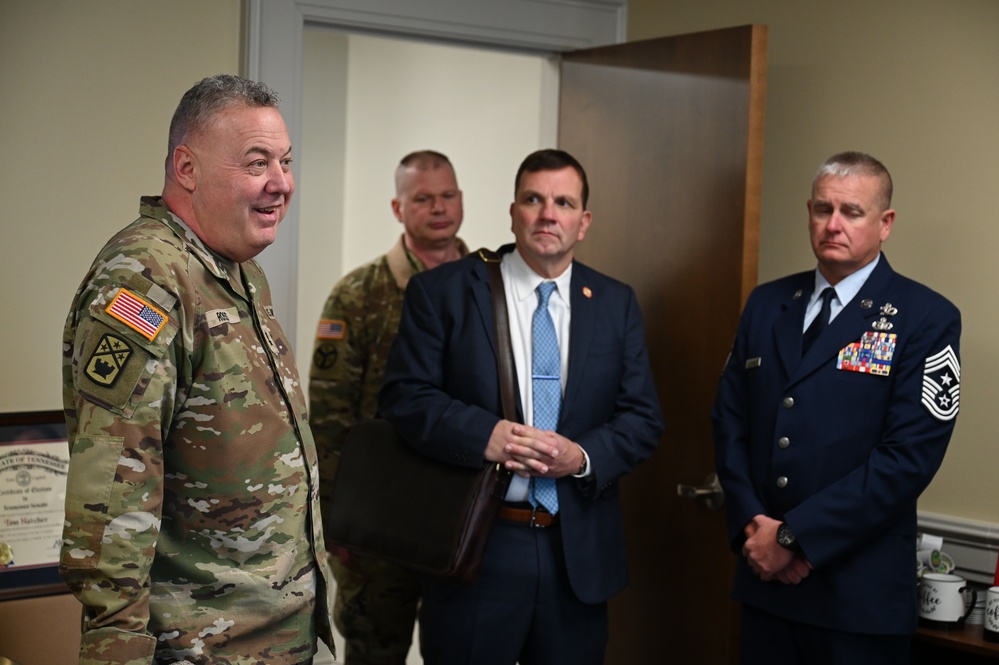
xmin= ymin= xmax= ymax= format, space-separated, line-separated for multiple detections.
xmin=0 ymin=410 xmax=69 ymax=600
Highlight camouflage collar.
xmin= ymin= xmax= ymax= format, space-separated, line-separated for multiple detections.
xmin=386 ymin=234 xmax=468 ymax=290
xmin=139 ymin=196 xmax=238 ymax=281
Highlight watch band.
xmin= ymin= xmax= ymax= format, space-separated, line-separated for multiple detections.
xmin=776 ymin=522 xmax=800 ymax=552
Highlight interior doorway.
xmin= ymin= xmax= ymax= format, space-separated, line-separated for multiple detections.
xmin=296 ymin=27 xmax=558 ymax=363
xmin=299 ymin=28 xmax=558 ymax=664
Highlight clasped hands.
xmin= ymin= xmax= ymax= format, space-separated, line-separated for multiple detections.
xmin=742 ymin=514 xmax=813 ymax=585
xmin=486 ymin=420 xmax=584 ymax=479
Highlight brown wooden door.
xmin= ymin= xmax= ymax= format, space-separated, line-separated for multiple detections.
xmin=559 ymin=25 xmax=767 ymax=664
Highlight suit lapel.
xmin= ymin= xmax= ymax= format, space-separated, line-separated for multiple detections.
xmin=470 ymin=244 xmax=520 ymax=377
xmin=470 ymin=255 xmax=499 ymax=364
xmin=562 ymin=264 xmax=595 ymax=426
xmin=774 ymin=278 xmax=811 ymax=380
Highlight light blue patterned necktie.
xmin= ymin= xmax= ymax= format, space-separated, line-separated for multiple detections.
xmin=530 ymin=281 xmax=560 ymax=514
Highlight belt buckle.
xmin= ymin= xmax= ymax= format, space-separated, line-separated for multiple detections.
xmin=529 ymin=504 xmax=544 ymax=528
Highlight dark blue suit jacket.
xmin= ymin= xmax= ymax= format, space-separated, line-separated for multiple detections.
xmin=712 ymin=255 xmax=961 ymax=634
xmin=380 ymin=245 xmax=663 ymax=604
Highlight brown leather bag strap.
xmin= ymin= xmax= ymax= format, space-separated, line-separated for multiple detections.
xmin=477 ymin=248 xmax=519 ymax=423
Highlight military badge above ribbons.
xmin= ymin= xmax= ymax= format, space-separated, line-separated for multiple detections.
xmin=922 ymin=345 xmax=960 ymax=421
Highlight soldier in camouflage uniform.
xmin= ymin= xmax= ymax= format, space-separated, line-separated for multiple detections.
xmin=309 ymin=151 xmax=466 ymax=664
xmin=60 ymin=75 xmax=334 ymax=665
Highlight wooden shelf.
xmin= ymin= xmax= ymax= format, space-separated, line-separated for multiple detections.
xmin=915 ymin=623 xmax=999 ymax=659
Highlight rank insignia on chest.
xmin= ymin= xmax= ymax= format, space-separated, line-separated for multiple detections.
xmin=837 ymin=331 xmax=896 ymax=376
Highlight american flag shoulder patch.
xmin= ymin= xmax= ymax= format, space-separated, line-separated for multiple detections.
xmin=106 ymin=288 xmax=169 ymax=341
xmin=316 ymin=319 xmax=346 ymax=340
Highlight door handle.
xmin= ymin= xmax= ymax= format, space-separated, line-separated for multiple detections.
xmin=677 ymin=473 xmax=725 ymax=511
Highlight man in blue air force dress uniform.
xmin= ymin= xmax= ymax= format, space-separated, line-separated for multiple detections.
xmin=713 ymin=151 xmax=961 ymax=664
xmin=380 ymin=149 xmax=663 ymax=665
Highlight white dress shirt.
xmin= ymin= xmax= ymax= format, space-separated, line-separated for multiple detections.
xmin=803 ymin=253 xmax=881 ymax=331
xmin=500 ymin=249 xmax=588 ymax=502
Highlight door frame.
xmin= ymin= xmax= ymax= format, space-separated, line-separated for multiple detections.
xmin=244 ymin=0 xmax=625 ymax=340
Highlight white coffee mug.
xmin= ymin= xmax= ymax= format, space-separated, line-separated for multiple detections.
xmin=985 ymin=586 xmax=999 ymax=642
xmin=919 ymin=573 xmax=977 ymax=626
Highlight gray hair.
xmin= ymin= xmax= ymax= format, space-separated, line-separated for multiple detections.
xmin=166 ymin=74 xmax=281 ymax=166
xmin=813 ymin=151 xmax=893 ymax=210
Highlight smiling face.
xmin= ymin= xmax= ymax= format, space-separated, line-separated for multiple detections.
xmin=808 ymin=173 xmax=894 ymax=285
xmin=180 ymin=105 xmax=294 ymax=262
xmin=510 ymin=166 xmax=591 ymax=278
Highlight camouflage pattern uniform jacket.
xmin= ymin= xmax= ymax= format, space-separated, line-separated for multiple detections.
xmin=309 ymin=234 xmax=467 ymax=536
xmin=61 ymin=197 xmax=334 ymax=665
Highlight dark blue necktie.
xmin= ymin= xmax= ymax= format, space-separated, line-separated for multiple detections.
xmin=802 ymin=287 xmax=835 ymax=355
xmin=530 ymin=282 xmax=560 ymax=514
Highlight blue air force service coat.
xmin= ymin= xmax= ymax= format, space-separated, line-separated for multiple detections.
xmin=712 ymin=256 xmax=961 ymax=635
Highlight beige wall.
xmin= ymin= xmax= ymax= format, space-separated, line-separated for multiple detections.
xmin=0 ymin=1 xmax=242 ymax=661
xmin=0 ymin=0 xmax=243 ymax=414
xmin=627 ymin=0 xmax=999 ymax=521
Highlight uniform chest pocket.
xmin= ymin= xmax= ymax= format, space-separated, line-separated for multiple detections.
xmin=833 ymin=361 xmax=892 ymax=392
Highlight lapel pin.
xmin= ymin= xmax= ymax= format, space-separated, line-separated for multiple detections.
xmin=793 ymin=289 xmax=803 ymax=300
xmin=861 ymin=299 xmax=873 ymax=310
xmin=582 ymin=286 xmax=592 ymax=299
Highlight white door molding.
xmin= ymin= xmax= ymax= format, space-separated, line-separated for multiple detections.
xmin=243 ymin=0 xmax=625 ymax=339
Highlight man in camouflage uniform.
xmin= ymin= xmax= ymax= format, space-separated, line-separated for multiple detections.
xmin=61 ymin=74 xmax=334 ymax=665
xmin=309 ymin=150 xmax=466 ymax=664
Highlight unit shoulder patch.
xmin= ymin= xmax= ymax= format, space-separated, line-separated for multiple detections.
xmin=77 ymin=321 xmax=153 ymax=413
xmin=84 ymin=333 xmax=133 ymax=387
xmin=313 ymin=343 xmax=339 ymax=371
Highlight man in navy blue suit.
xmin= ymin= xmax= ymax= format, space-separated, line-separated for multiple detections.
xmin=713 ymin=152 xmax=961 ymax=664
xmin=380 ymin=149 xmax=663 ymax=665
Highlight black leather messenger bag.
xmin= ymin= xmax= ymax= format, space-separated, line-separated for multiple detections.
xmin=325 ymin=249 xmax=515 ymax=585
